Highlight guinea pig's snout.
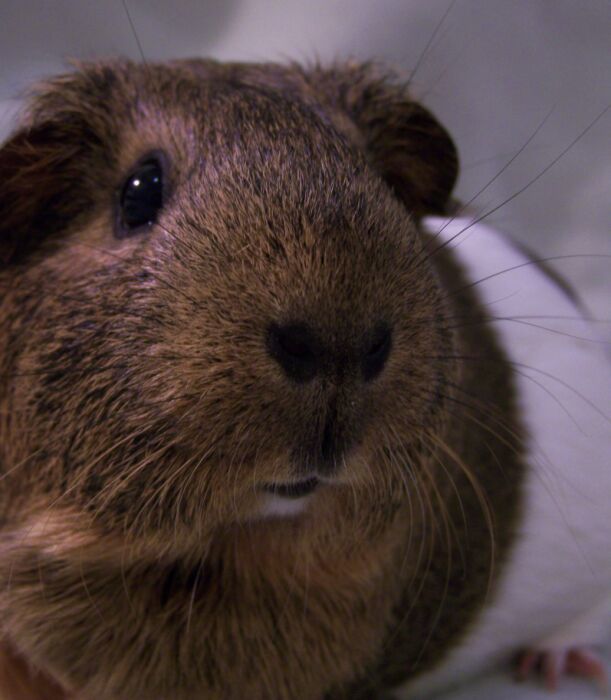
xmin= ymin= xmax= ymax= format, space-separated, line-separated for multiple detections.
xmin=266 ymin=321 xmax=392 ymax=383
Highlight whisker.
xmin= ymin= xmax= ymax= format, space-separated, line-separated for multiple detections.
xmin=409 ymin=435 xmax=455 ymax=668
xmin=121 ymin=0 xmax=148 ymax=65
xmin=420 ymin=104 xmax=611 ymax=262
xmin=438 ymin=314 xmax=609 ymax=345
xmin=427 ymin=431 xmax=496 ymax=601
xmin=415 ymin=352 xmax=611 ymax=425
xmin=407 ymin=0 xmax=457 ymax=86
xmin=427 ymin=106 xmax=555 ymax=246
xmin=185 ymin=558 xmax=204 ymax=636
xmin=442 ymin=253 xmax=611 ymax=300
xmin=439 ymin=388 xmax=597 ymax=573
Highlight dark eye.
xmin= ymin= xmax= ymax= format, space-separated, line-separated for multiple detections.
xmin=116 ymin=158 xmax=164 ymax=237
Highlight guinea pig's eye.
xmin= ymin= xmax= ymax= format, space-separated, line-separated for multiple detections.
xmin=116 ymin=158 xmax=164 ymax=237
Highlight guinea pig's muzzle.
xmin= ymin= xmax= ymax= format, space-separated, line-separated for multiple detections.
xmin=265 ymin=319 xmax=393 ymax=481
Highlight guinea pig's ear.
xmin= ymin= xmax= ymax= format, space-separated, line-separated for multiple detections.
xmin=0 ymin=117 xmax=92 ymax=265
xmin=308 ymin=63 xmax=459 ymax=217
xmin=0 ymin=63 xmax=119 ymax=265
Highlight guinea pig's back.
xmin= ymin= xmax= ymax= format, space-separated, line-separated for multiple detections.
xmin=397 ymin=217 xmax=611 ymax=697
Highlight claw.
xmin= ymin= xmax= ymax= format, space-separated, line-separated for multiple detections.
xmin=516 ymin=646 xmax=608 ymax=695
xmin=566 ymin=649 xmax=609 ymax=694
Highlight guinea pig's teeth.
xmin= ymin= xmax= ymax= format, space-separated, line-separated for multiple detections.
xmin=259 ymin=494 xmax=312 ymax=519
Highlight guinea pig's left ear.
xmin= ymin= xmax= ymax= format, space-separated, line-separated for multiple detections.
xmin=0 ymin=120 xmax=87 ymax=265
xmin=0 ymin=63 xmax=121 ymax=265
xmin=307 ymin=63 xmax=459 ymax=218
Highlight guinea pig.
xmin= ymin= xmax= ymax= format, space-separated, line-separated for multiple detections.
xmin=0 ymin=58 xmax=609 ymax=700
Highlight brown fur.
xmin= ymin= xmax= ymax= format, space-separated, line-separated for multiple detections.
xmin=0 ymin=59 xmax=525 ymax=699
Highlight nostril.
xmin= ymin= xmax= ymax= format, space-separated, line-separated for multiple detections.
xmin=277 ymin=330 xmax=313 ymax=359
xmin=367 ymin=333 xmax=388 ymax=358
xmin=363 ymin=324 xmax=392 ymax=381
xmin=267 ymin=322 xmax=320 ymax=383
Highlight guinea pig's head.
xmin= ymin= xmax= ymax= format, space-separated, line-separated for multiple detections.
xmin=0 ymin=60 xmax=458 ymax=555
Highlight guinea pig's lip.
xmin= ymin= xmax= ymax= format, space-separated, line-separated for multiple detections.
xmin=262 ymin=477 xmax=320 ymax=499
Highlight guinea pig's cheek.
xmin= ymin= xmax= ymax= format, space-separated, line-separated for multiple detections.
xmin=61 ymin=216 xmax=140 ymax=266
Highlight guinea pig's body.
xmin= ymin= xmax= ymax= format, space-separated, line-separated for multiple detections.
xmin=0 ymin=59 xmax=608 ymax=700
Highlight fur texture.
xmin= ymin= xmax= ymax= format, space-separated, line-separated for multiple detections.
xmin=0 ymin=59 xmax=597 ymax=699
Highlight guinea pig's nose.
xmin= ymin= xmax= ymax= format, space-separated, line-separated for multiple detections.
xmin=267 ymin=321 xmax=393 ymax=384
xmin=267 ymin=322 xmax=321 ymax=383
xmin=362 ymin=324 xmax=393 ymax=382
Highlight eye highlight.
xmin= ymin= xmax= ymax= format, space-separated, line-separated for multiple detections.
xmin=116 ymin=157 xmax=164 ymax=237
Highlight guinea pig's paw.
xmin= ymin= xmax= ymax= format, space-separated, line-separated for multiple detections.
xmin=515 ymin=647 xmax=608 ymax=695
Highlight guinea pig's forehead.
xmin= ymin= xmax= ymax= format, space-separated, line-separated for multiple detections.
xmin=182 ymin=83 xmax=354 ymax=166
xmin=167 ymin=91 xmax=364 ymax=214
xmin=201 ymin=81 xmax=327 ymax=127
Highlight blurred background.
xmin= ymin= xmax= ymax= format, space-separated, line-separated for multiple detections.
xmin=0 ymin=2 xmax=609 ymax=697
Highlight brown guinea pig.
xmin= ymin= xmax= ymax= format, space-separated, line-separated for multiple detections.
xmin=0 ymin=59 xmax=609 ymax=700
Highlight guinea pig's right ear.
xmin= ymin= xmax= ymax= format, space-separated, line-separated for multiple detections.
xmin=305 ymin=63 xmax=459 ymax=218
xmin=0 ymin=118 xmax=91 ymax=265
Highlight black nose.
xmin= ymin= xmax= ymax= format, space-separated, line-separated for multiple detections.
xmin=267 ymin=321 xmax=392 ymax=383
xmin=267 ymin=322 xmax=320 ymax=383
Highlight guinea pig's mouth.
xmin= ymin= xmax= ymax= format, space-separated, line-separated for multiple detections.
xmin=262 ymin=477 xmax=319 ymax=499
